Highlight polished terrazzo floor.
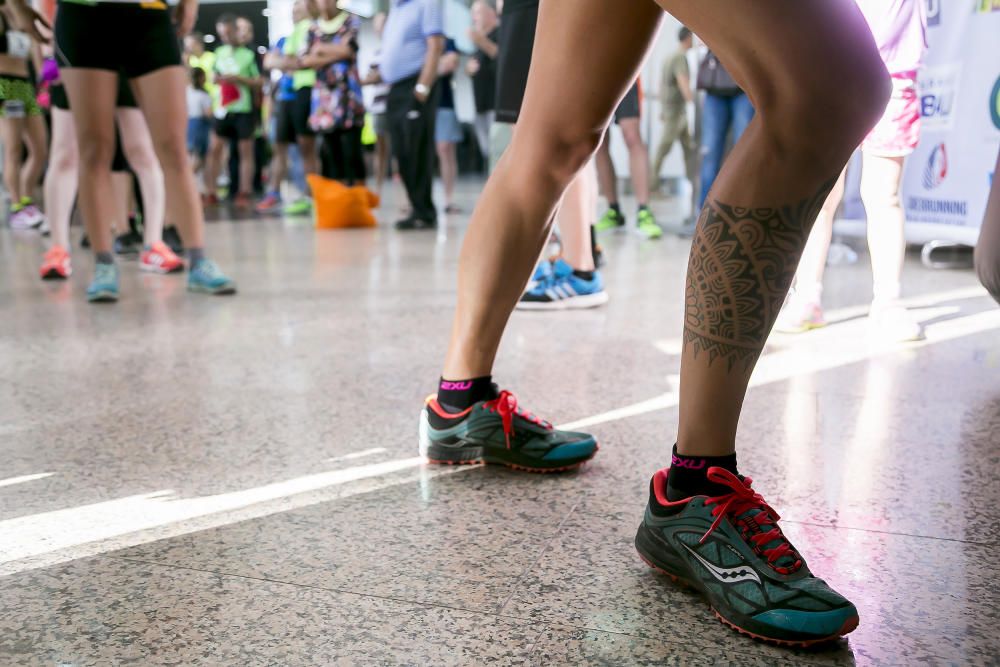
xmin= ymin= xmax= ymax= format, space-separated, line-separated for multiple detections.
xmin=1 ymin=183 xmax=998 ymax=666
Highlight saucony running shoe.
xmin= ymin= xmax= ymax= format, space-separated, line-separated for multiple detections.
xmin=635 ymin=467 xmax=859 ymax=647
xmin=420 ymin=389 xmax=598 ymax=472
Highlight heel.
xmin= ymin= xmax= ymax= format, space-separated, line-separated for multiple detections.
xmin=424 ymin=442 xmax=484 ymax=464
xmin=634 ymin=524 xmax=690 ymax=584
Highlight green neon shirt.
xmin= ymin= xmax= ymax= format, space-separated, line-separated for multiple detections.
xmin=285 ymin=20 xmax=317 ymax=90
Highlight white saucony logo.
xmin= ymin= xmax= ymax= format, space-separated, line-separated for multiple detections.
xmin=682 ymin=543 xmax=761 ymax=585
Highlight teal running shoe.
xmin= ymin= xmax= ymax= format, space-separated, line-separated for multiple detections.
xmin=420 ymin=389 xmax=598 ymax=472
xmin=86 ymin=263 xmax=119 ymax=303
xmin=635 ymin=467 xmax=859 ymax=647
xmin=188 ymin=259 xmax=237 ymax=295
xmin=637 ymin=208 xmax=663 ymax=239
xmin=595 ymin=207 xmax=626 ymax=232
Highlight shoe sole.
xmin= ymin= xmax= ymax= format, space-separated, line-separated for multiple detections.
xmin=516 ymin=292 xmax=609 ymax=311
xmin=634 ymin=526 xmax=857 ymax=648
xmin=188 ymin=284 xmax=237 ymax=295
xmin=775 ymin=321 xmax=827 ymax=334
xmin=87 ymin=291 xmax=118 ymax=303
xmin=41 ymin=269 xmax=69 ymax=280
xmin=425 ymin=441 xmax=598 ymax=474
xmin=140 ymin=263 xmax=185 ymax=275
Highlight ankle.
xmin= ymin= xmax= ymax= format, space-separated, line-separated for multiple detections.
xmin=666 ymin=444 xmax=738 ymax=501
xmin=437 ymin=376 xmax=497 ymax=413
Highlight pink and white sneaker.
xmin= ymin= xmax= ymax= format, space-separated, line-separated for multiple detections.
xmin=9 ymin=207 xmax=41 ymax=230
xmin=140 ymin=241 xmax=185 ymax=274
xmin=20 ymin=204 xmax=45 ymax=228
xmin=774 ymin=297 xmax=826 ymax=334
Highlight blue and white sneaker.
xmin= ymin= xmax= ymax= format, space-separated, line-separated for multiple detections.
xmin=526 ymin=256 xmax=570 ymax=291
xmin=86 ymin=263 xmax=120 ymax=303
xmin=517 ymin=265 xmax=609 ymax=310
xmin=187 ymin=259 xmax=237 ymax=295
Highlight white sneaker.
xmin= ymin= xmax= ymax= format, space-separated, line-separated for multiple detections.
xmin=868 ymin=301 xmax=925 ymax=342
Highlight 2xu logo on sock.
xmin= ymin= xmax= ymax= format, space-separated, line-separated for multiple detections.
xmin=671 ymin=454 xmax=707 ymax=470
xmin=440 ymin=381 xmax=473 ymax=391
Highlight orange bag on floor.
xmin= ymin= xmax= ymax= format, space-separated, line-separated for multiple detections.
xmin=307 ymin=174 xmax=380 ymax=229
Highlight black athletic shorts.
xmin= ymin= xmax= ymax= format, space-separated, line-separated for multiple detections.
xmin=494 ymin=0 xmax=538 ymax=124
xmin=50 ymin=74 xmax=139 ymax=111
xmin=54 ymin=1 xmax=182 ymax=79
xmin=274 ymin=87 xmax=314 ymax=143
xmin=614 ymin=82 xmax=641 ymax=122
xmin=214 ymin=112 xmax=255 ymax=141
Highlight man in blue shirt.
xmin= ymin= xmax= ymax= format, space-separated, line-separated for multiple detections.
xmin=376 ymin=0 xmax=445 ymax=229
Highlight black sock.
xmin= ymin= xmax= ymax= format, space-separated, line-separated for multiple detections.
xmin=437 ymin=376 xmax=497 ymax=413
xmin=638 ymin=204 xmax=649 ymax=213
xmin=609 ymin=202 xmax=621 ymax=215
xmin=665 ymin=444 xmax=739 ymax=501
xmin=95 ymin=251 xmax=114 ymax=265
xmin=572 ymin=269 xmax=595 ymax=281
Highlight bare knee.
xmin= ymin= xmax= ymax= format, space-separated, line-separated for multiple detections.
xmin=518 ymin=124 xmax=603 ymax=189
xmin=78 ymin=134 xmax=116 ymax=171
xmin=620 ymin=124 xmax=644 ymax=151
xmin=755 ymin=58 xmax=891 ymax=174
xmin=153 ymin=132 xmax=191 ymax=173
xmin=860 ymin=177 xmax=901 ymax=210
xmin=50 ymin=143 xmax=78 ymax=172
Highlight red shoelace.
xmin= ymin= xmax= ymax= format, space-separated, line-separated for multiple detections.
xmin=484 ymin=390 xmax=552 ymax=449
xmin=700 ymin=467 xmax=801 ymax=572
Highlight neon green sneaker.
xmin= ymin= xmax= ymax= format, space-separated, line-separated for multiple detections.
xmin=419 ymin=389 xmax=598 ymax=472
xmin=637 ymin=208 xmax=663 ymax=239
xmin=595 ymin=208 xmax=626 ymax=232
xmin=635 ymin=467 xmax=859 ymax=647
xmin=285 ymin=198 xmax=312 ymax=216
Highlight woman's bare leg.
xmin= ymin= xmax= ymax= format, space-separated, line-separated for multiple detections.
xmin=861 ymin=153 xmax=906 ymax=303
xmin=442 ymin=0 xmax=663 ymax=379
xmin=21 ymin=114 xmax=48 ymax=201
xmin=128 ymin=67 xmax=205 ymax=249
xmin=110 ymin=171 xmax=132 ymax=235
xmin=789 ymin=169 xmax=847 ymax=304
xmin=436 ymin=141 xmax=457 ymax=209
xmin=1 ymin=117 xmax=25 ymax=204
xmin=619 ymin=117 xmax=650 ymax=208
xmin=441 ymin=0 xmax=889 ymax=457
xmin=658 ymin=0 xmax=888 ymax=456
xmin=116 ymin=107 xmax=166 ymax=246
xmin=557 ymin=159 xmax=597 ymax=272
xmin=594 ymin=134 xmax=619 ymax=208
xmin=60 ymin=69 xmax=119 ymax=254
xmin=43 ymin=108 xmax=78 ymax=249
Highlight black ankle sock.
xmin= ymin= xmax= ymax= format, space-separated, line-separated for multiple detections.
xmin=638 ymin=204 xmax=649 ymax=213
xmin=573 ymin=269 xmax=595 ymax=281
xmin=95 ymin=251 xmax=114 ymax=265
xmin=609 ymin=202 xmax=621 ymax=215
xmin=437 ymin=376 xmax=497 ymax=413
xmin=665 ymin=444 xmax=738 ymax=501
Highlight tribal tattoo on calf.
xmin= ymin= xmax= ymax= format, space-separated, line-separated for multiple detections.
xmin=683 ymin=181 xmax=835 ymax=373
